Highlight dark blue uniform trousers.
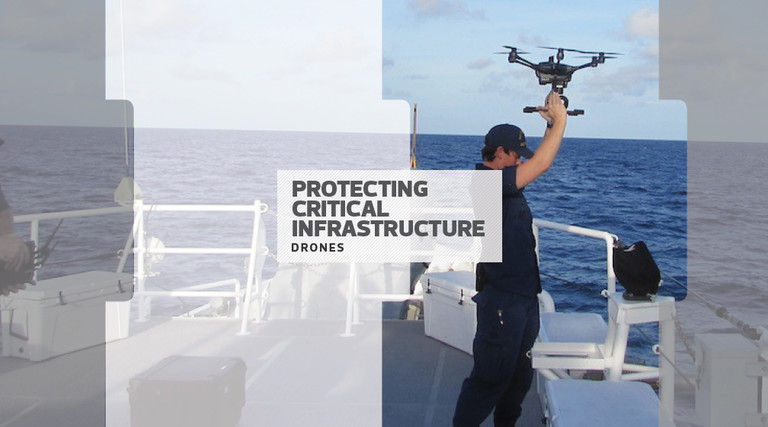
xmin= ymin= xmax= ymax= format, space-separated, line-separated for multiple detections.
xmin=453 ymin=291 xmax=540 ymax=426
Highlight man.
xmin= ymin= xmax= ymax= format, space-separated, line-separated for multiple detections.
xmin=0 ymin=185 xmax=33 ymax=296
xmin=453 ymin=91 xmax=567 ymax=426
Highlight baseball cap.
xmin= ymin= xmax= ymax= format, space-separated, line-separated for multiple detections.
xmin=484 ymin=124 xmax=534 ymax=159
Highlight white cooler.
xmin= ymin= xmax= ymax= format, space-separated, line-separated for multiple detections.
xmin=422 ymin=271 xmax=477 ymax=355
xmin=1 ymin=270 xmax=133 ymax=361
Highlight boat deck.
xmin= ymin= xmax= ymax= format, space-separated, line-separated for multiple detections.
xmin=1 ymin=316 xmax=542 ymax=426
xmin=383 ymin=319 xmax=543 ymax=427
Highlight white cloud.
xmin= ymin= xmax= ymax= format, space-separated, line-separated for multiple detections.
xmin=625 ymin=8 xmax=658 ymax=40
xmin=477 ymin=68 xmax=537 ymax=99
xmin=582 ymin=63 xmax=659 ymax=101
xmin=298 ymin=28 xmax=373 ymax=63
xmin=640 ymin=43 xmax=659 ymax=60
xmin=105 ymin=0 xmax=409 ymax=133
xmin=467 ymin=58 xmax=493 ymax=70
xmin=124 ymin=0 xmax=215 ymax=41
xmin=517 ymin=34 xmax=549 ymax=49
xmin=0 ymin=2 xmax=102 ymax=57
xmin=408 ymin=0 xmax=485 ymax=20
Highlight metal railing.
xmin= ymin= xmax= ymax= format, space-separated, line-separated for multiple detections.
xmin=13 ymin=201 xmax=268 ymax=335
xmin=342 ymin=218 xmax=621 ymax=338
xmin=531 ymin=219 xmax=675 ymax=420
xmin=14 ymin=206 xmax=134 ymax=279
xmin=132 ymin=200 xmax=268 ymax=335
xmin=532 ymin=218 xmax=619 ymax=294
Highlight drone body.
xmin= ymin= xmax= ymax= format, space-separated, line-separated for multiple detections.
xmin=499 ymin=46 xmax=619 ymax=115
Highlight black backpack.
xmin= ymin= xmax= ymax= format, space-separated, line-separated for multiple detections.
xmin=613 ymin=241 xmax=661 ymax=300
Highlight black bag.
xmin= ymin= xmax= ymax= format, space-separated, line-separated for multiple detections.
xmin=612 ymin=241 xmax=661 ymax=300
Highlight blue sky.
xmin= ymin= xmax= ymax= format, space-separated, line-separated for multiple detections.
xmin=102 ymin=0 xmax=685 ymax=140
xmin=382 ymin=1 xmax=686 ymax=140
xmin=6 ymin=1 xmax=761 ymax=141
xmin=94 ymin=0 xmax=740 ymax=142
xmin=105 ymin=0 xmax=408 ymax=135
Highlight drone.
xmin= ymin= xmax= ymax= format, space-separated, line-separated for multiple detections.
xmin=497 ymin=46 xmax=620 ymax=116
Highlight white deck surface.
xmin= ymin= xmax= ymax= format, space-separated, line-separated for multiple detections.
xmin=0 ymin=316 xmax=543 ymax=426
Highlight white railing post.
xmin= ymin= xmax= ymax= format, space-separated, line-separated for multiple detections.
xmin=135 ymin=199 xmax=149 ymax=321
xmin=28 ymin=219 xmax=39 ymax=247
xmin=342 ymin=262 xmax=358 ymax=337
xmin=658 ymin=299 xmax=676 ymax=422
xmin=605 ymin=235 xmax=617 ymax=294
xmin=758 ymin=327 xmax=768 ymax=417
xmin=239 ymin=200 xmax=263 ymax=335
xmin=29 ymin=219 xmax=39 ymax=281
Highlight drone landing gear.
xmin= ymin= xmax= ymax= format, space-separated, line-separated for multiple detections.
xmin=523 ymin=106 xmax=585 ymax=116
xmin=523 ymin=96 xmax=584 ymax=116
xmin=523 ymin=106 xmax=584 ymax=116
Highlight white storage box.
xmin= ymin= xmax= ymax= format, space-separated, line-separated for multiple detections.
xmin=695 ymin=334 xmax=759 ymax=427
xmin=105 ymin=299 xmax=133 ymax=343
xmin=1 ymin=270 xmax=133 ymax=361
xmin=422 ymin=271 xmax=477 ymax=355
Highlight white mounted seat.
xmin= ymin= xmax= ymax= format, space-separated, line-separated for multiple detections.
xmin=533 ymin=294 xmax=677 ymax=426
xmin=533 ymin=293 xmax=673 ymax=382
xmin=539 ymin=311 xmax=608 ymax=344
xmin=543 ymin=379 xmax=672 ymax=427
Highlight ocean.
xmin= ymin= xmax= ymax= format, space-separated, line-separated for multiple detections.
xmin=414 ymin=133 xmax=688 ymax=365
xmin=2 ymin=125 xmax=765 ymax=388
xmin=417 ymin=134 xmax=768 ymax=426
xmin=0 ymin=125 xmax=134 ymax=280
xmin=1 ymin=125 xmax=685 ymax=361
xmin=414 ymin=133 xmax=688 ymax=291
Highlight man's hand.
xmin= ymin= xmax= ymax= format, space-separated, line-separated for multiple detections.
xmin=538 ymin=91 xmax=567 ymax=127
xmin=515 ymin=91 xmax=568 ymax=189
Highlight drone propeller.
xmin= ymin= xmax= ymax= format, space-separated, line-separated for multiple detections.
xmin=580 ymin=49 xmax=622 ymax=56
xmin=575 ymin=55 xmax=618 ymax=59
xmin=539 ymin=46 xmax=622 ymax=56
xmin=496 ymin=46 xmax=533 ymax=64
xmin=497 ymin=46 xmax=530 ymax=54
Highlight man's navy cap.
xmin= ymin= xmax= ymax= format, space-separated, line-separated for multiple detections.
xmin=484 ymin=124 xmax=534 ymax=159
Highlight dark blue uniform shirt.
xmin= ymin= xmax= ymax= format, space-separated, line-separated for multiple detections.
xmin=475 ymin=163 xmax=541 ymax=297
